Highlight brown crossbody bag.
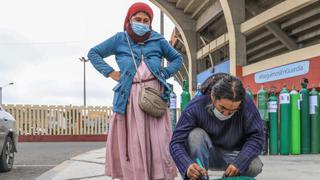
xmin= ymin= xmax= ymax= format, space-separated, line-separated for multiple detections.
xmin=125 ymin=33 xmax=167 ymax=118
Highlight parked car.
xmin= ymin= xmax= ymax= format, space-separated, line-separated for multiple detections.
xmin=0 ymin=105 xmax=17 ymax=172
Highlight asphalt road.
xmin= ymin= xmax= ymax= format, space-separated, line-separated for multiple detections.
xmin=0 ymin=142 xmax=105 ymax=180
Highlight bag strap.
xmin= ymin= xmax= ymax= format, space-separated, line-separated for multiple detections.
xmin=125 ymin=32 xmax=143 ymax=85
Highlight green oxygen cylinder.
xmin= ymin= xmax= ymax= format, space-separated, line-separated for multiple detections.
xmin=290 ymin=87 xmax=301 ymax=155
xmin=246 ymin=86 xmax=254 ymax=100
xmin=169 ymin=84 xmax=177 ymax=131
xmin=180 ymin=80 xmax=191 ymax=112
xmin=279 ymin=86 xmax=291 ymax=155
xmin=257 ymin=85 xmax=269 ymax=155
xmin=300 ymin=78 xmax=310 ymax=154
xmin=309 ymin=85 xmax=319 ymax=153
xmin=268 ymin=88 xmax=278 ymax=155
xmin=318 ymin=85 xmax=320 ymax=152
xmin=258 ymin=85 xmax=269 ymax=121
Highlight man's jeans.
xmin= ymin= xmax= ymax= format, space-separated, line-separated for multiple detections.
xmin=187 ymin=128 xmax=263 ymax=179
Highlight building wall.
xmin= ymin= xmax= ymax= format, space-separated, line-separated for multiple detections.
xmin=241 ymin=56 xmax=320 ymax=94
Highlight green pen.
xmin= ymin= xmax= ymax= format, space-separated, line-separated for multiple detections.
xmin=196 ymin=158 xmax=208 ymax=179
xmin=196 ymin=158 xmax=204 ymax=169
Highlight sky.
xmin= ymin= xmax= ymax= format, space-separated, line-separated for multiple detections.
xmin=0 ymin=0 xmax=182 ymax=106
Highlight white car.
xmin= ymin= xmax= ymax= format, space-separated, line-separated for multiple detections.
xmin=0 ymin=105 xmax=17 ymax=172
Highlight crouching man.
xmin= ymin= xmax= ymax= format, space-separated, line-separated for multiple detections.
xmin=170 ymin=74 xmax=264 ymax=180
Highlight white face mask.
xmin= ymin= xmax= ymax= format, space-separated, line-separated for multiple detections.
xmin=213 ymin=108 xmax=235 ymax=121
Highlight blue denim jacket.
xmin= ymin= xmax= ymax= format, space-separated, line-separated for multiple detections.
xmin=88 ymin=31 xmax=182 ymax=114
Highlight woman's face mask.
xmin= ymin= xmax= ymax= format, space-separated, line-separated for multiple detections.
xmin=131 ymin=22 xmax=150 ymax=36
xmin=130 ymin=12 xmax=151 ymax=36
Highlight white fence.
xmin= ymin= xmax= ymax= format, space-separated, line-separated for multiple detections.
xmin=3 ymin=104 xmax=182 ymax=136
xmin=3 ymin=105 xmax=113 ymax=136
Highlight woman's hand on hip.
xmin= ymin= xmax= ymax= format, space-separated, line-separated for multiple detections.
xmin=109 ymin=71 xmax=121 ymax=82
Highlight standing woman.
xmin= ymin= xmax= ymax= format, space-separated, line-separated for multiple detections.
xmin=87 ymin=2 xmax=182 ymax=180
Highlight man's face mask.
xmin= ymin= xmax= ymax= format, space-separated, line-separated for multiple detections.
xmin=212 ymin=107 xmax=235 ymax=121
xmin=209 ymin=96 xmax=241 ymax=121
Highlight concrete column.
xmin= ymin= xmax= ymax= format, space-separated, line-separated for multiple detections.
xmin=220 ymin=0 xmax=246 ymax=76
xmin=150 ymin=0 xmax=198 ymax=93
xmin=0 ymin=87 xmax=2 ymax=105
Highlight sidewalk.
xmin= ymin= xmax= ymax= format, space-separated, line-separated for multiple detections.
xmin=36 ymin=148 xmax=320 ymax=180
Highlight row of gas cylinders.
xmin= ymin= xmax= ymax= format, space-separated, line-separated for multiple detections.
xmin=246 ymin=79 xmax=320 ymax=155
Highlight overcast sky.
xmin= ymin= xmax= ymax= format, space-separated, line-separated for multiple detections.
xmin=0 ymin=0 xmax=182 ymax=106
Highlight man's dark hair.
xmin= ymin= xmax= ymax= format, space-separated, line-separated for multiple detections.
xmin=201 ymin=73 xmax=229 ymax=95
xmin=209 ymin=74 xmax=245 ymax=102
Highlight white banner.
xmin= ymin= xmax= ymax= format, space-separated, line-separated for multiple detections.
xmin=268 ymin=101 xmax=278 ymax=113
xmin=170 ymin=98 xmax=177 ymax=109
xmin=309 ymin=95 xmax=318 ymax=114
xmin=254 ymin=61 xmax=309 ymax=83
xmin=280 ymin=93 xmax=290 ymax=104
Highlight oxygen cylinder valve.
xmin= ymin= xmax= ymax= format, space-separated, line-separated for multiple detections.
xmin=301 ymin=78 xmax=309 ymax=88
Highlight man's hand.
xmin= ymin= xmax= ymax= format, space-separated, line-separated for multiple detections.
xmin=187 ymin=163 xmax=207 ymax=180
xmin=109 ymin=71 xmax=121 ymax=82
xmin=224 ymin=164 xmax=239 ymax=177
